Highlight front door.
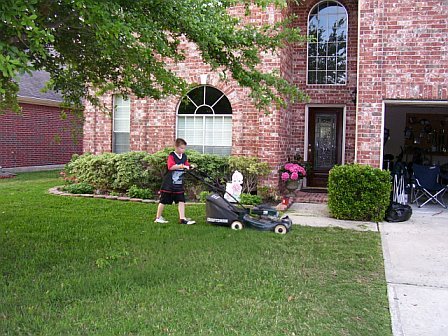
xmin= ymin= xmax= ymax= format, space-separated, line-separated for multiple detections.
xmin=307 ymin=107 xmax=343 ymax=188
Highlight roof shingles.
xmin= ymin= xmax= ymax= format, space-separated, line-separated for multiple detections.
xmin=17 ymin=71 xmax=62 ymax=102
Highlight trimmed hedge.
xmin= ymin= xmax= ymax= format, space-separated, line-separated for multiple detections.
xmin=328 ymin=164 xmax=391 ymax=222
xmin=64 ymin=153 xmax=118 ymax=192
xmin=63 ymin=149 xmax=271 ymax=201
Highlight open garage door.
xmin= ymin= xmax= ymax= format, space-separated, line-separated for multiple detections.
xmin=383 ymin=102 xmax=448 ymax=209
xmin=384 ymin=103 xmax=448 ymax=169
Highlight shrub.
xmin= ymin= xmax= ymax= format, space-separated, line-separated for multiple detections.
xmin=185 ymin=151 xmax=229 ymax=185
xmin=113 ymin=152 xmax=152 ymax=191
xmin=328 ymin=164 xmax=392 ymax=222
xmin=63 ymin=150 xmax=272 ymax=201
xmin=257 ymin=186 xmax=280 ymax=203
xmin=59 ymin=170 xmax=77 ymax=184
xmin=199 ymin=191 xmax=212 ymax=203
xmin=127 ymin=185 xmax=153 ymax=199
xmin=62 ymin=153 xmax=81 ymax=183
xmin=228 ymin=156 xmax=271 ymax=193
xmin=240 ymin=193 xmax=262 ymax=205
xmin=148 ymin=147 xmax=174 ymax=179
xmin=64 ymin=152 xmax=158 ymax=194
xmin=62 ymin=182 xmax=94 ymax=194
xmin=64 ymin=153 xmax=118 ymax=191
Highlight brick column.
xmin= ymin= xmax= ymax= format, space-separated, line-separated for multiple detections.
xmin=356 ymin=0 xmax=384 ymax=168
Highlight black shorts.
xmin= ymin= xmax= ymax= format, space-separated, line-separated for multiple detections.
xmin=160 ymin=192 xmax=186 ymax=204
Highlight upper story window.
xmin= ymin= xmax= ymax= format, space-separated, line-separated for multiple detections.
xmin=113 ymin=95 xmax=130 ymax=153
xmin=307 ymin=1 xmax=348 ymax=85
xmin=177 ymin=86 xmax=232 ymax=156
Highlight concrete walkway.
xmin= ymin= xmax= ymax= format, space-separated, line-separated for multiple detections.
xmin=287 ymin=202 xmax=378 ymax=231
xmin=287 ymin=203 xmax=448 ymax=336
xmin=380 ymin=205 xmax=448 ymax=336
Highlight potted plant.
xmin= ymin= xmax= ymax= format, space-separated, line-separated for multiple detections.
xmin=280 ymin=162 xmax=307 ymax=195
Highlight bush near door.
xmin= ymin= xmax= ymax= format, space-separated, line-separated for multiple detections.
xmin=328 ymin=164 xmax=392 ymax=222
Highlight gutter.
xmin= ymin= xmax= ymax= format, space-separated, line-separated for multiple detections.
xmin=18 ymin=95 xmax=62 ymax=107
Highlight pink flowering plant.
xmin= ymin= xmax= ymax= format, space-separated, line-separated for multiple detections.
xmin=280 ymin=163 xmax=307 ymax=182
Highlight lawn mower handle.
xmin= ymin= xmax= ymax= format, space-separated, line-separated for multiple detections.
xmin=183 ymin=168 xmax=249 ymax=210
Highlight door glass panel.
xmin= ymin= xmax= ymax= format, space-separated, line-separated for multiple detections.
xmin=314 ymin=114 xmax=337 ymax=169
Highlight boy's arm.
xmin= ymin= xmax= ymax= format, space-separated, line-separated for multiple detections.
xmin=167 ymin=155 xmax=187 ymax=170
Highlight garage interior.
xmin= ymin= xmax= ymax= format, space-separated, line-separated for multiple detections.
xmin=384 ymin=102 xmax=448 ymax=208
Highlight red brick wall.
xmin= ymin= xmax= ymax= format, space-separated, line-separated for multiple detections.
xmin=83 ymin=5 xmax=292 ymax=186
xmin=0 ymin=103 xmax=83 ymax=168
xmin=289 ymin=0 xmax=358 ymax=164
xmin=83 ymin=3 xmax=359 ymax=183
xmin=84 ymin=0 xmax=447 ymax=182
xmin=83 ymin=95 xmax=113 ymax=153
xmin=357 ymin=0 xmax=448 ymax=167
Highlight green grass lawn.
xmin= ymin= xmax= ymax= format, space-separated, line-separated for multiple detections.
xmin=0 ymin=171 xmax=391 ymax=335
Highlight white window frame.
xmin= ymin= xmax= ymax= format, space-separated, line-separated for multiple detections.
xmin=306 ymin=0 xmax=348 ymax=85
xmin=112 ymin=95 xmax=131 ymax=153
xmin=176 ymin=86 xmax=232 ymax=155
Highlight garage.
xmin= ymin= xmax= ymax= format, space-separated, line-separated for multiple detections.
xmin=383 ymin=101 xmax=448 ymax=209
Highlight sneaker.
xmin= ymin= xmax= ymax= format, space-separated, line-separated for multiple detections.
xmin=154 ymin=216 xmax=169 ymax=224
xmin=180 ymin=218 xmax=196 ymax=225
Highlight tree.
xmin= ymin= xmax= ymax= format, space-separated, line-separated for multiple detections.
xmin=0 ymin=0 xmax=306 ymax=115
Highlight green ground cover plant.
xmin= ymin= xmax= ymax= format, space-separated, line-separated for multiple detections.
xmin=61 ymin=182 xmax=94 ymax=195
xmin=0 ymin=171 xmax=391 ymax=336
xmin=239 ymin=193 xmax=263 ymax=205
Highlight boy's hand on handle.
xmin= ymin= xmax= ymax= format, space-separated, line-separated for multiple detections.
xmin=179 ymin=164 xmax=189 ymax=170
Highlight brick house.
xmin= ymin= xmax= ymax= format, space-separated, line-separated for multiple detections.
xmin=83 ymin=0 xmax=447 ymax=188
xmin=0 ymin=71 xmax=83 ymax=170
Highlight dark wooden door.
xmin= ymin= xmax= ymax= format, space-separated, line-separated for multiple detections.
xmin=307 ymin=107 xmax=343 ymax=188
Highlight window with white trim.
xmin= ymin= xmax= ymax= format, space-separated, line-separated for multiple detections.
xmin=113 ymin=95 xmax=130 ymax=153
xmin=307 ymin=1 xmax=348 ymax=85
xmin=177 ymin=86 xmax=232 ymax=155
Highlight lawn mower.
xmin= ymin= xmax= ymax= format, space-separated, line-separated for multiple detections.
xmin=185 ymin=169 xmax=292 ymax=234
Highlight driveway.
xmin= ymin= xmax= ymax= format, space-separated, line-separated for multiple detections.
xmin=380 ymin=205 xmax=448 ymax=336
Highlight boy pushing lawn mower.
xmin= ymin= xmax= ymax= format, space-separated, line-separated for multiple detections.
xmin=154 ymin=138 xmax=196 ymax=225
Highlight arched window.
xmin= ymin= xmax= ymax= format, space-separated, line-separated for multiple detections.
xmin=177 ymin=86 xmax=232 ymax=155
xmin=307 ymin=1 xmax=348 ymax=85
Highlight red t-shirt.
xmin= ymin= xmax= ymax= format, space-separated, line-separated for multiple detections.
xmin=167 ymin=153 xmax=190 ymax=170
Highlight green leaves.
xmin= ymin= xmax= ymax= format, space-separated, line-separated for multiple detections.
xmin=328 ymin=164 xmax=392 ymax=222
xmin=0 ymin=0 xmax=306 ymax=115
xmin=228 ymin=156 xmax=271 ymax=193
xmin=239 ymin=193 xmax=263 ymax=205
xmin=64 ymin=149 xmax=273 ymax=200
xmin=62 ymin=182 xmax=95 ymax=194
